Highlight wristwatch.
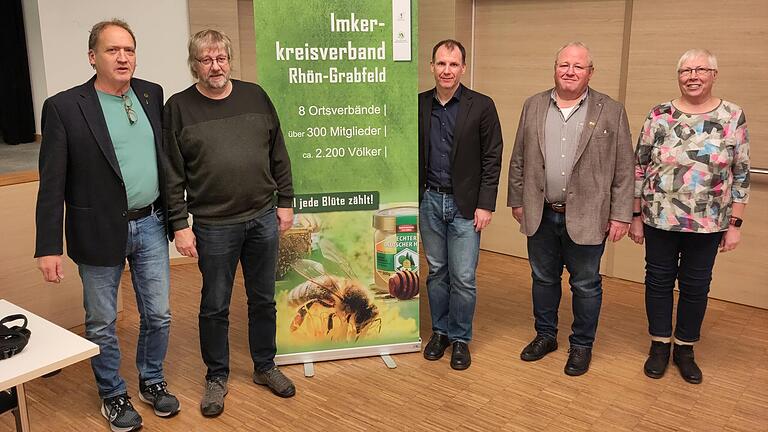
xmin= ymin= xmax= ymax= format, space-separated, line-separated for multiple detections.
xmin=729 ymin=216 xmax=743 ymax=228
xmin=632 ymin=211 xmax=642 ymax=218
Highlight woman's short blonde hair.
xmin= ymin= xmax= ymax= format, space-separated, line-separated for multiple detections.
xmin=676 ymin=48 xmax=718 ymax=72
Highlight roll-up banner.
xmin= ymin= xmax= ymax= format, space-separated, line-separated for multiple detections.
xmin=253 ymin=0 xmax=420 ymax=364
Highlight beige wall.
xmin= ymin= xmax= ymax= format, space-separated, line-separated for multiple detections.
xmin=0 ymin=182 xmax=85 ymax=328
xmin=181 ymin=0 xmax=768 ymax=310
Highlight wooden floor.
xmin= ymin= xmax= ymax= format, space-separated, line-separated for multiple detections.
xmin=3 ymin=251 xmax=767 ymax=431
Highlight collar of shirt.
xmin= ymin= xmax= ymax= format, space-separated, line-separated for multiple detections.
xmin=550 ymin=87 xmax=589 ymax=109
xmin=433 ymin=84 xmax=463 ymax=107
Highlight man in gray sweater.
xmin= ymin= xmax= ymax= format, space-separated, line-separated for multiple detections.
xmin=163 ymin=29 xmax=295 ymax=417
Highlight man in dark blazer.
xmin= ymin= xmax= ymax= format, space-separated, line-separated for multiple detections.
xmin=507 ymin=42 xmax=634 ymax=376
xmin=418 ymin=39 xmax=503 ymax=371
xmin=34 ymin=20 xmax=179 ymax=431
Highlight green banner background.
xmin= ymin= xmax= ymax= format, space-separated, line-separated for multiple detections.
xmin=254 ymin=0 xmax=420 ymax=357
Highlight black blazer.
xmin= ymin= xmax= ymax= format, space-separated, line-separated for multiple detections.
xmin=418 ymin=84 xmax=504 ymax=219
xmin=35 ymin=76 xmax=168 ymax=266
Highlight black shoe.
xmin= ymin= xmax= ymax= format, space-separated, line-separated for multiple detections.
xmin=673 ymin=344 xmax=702 ymax=384
xmin=101 ymin=394 xmax=143 ymax=432
xmin=520 ymin=335 xmax=558 ymax=361
xmin=450 ymin=341 xmax=471 ymax=370
xmin=423 ymin=333 xmax=451 ymax=361
xmin=644 ymin=341 xmax=671 ymax=379
xmin=564 ymin=346 xmax=592 ymax=376
xmin=139 ymin=380 xmax=180 ymax=417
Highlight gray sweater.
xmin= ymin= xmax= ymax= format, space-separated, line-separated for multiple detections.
xmin=163 ymin=80 xmax=293 ymax=231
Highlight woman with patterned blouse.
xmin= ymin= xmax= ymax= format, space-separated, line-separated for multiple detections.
xmin=629 ymin=49 xmax=750 ymax=384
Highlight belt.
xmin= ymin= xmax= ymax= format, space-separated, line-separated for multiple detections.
xmin=544 ymin=202 xmax=566 ymax=214
xmin=426 ymin=185 xmax=453 ymax=194
xmin=127 ymin=204 xmax=153 ymax=221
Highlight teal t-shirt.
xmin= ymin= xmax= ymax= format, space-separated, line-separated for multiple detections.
xmin=97 ymin=88 xmax=159 ymax=210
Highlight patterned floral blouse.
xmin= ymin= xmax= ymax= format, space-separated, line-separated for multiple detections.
xmin=634 ymin=100 xmax=750 ymax=233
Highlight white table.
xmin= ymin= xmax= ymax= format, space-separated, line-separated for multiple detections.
xmin=0 ymin=299 xmax=99 ymax=431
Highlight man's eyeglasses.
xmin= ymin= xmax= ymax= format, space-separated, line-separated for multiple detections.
xmin=678 ymin=67 xmax=716 ymax=77
xmin=556 ymin=63 xmax=592 ymax=74
xmin=196 ymin=56 xmax=229 ymax=67
xmin=121 ymin=94 xmax=137 ymax=125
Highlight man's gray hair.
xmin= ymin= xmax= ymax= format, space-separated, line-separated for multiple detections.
xmin=676 ymin=48 xmax=718 ymax=72
xmin=554 ymin=41 xmax=593 ymax=67
xmin=88 ymin=19 xmax=136 ymax=51
xmin=188 ymin=29 xmax=233 ymax=79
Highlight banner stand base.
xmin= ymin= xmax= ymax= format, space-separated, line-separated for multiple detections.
xmin=380 ymin=354 xmax=397 ymax=369
xmin=303 ymin=362 xmax=315 ymax=378
xmin=276 ymin=340 xmax=421 ymax=367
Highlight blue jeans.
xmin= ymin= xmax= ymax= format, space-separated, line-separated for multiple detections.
xmin=643 ymin=224 xmax=723 ymax=342
xmin=193 ymin=208 xmax=279 ymax=379
xmin=79 ymin=209 xmax=171 ymax=399
xmin=420 ymin=190 xmax=481 ymax=343
xmin=527 ymin=207 xmax=605 ymax=348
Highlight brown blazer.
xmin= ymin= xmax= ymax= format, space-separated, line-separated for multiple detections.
xmin=507 ymin=88 xmax=634 ymax=245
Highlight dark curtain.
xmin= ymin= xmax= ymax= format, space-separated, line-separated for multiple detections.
xmin=0 ymin=0 xmax=36 ymax=144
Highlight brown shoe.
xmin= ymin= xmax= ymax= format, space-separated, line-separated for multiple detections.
xmin=253 ymin=366 xmax=296 ymax=398
xmin=200 ymin=377 xmax=228 ymax=417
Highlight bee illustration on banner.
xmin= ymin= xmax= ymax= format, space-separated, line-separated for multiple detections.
xmin=287 ymin=239 xmax=381 ymax=342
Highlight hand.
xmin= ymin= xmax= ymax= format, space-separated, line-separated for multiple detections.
xmin=37 ymin=255 xmax=64 ymax=283
xmin=511 ymin=207 xmax=524 ymax=225
xmin=628 ymin=217 xmax=644 ymax=245
xmin=277 ymin=207 xmax=294 ymax=233
xmin=474 ymin=208 xmax=493 ymax=232
xmin=719 ymin=226 xmax=741 ymax=252
xmin=605 ymin=219 xmax=629 ymax=242
xmin=174 ymin=227 xmax=198 ymax=258
xmin=297 ymin=213 xmax=321 ymax=232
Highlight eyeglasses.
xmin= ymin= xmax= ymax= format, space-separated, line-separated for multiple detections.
xmin=556 ymin=63 xmax=592 ymax=74
xmin=196 ymin=56 xmax=229 ymax=67
xmin=678 ymin=67 xmax=716 ymax=77
xmin=121 ymin=94 xmax=137 ymax=125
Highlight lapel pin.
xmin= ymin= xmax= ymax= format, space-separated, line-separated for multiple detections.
xmin=589 ymin=121 xmax=596 ymax=127
xmin=144 ymin=93 xmax=149 ymax=105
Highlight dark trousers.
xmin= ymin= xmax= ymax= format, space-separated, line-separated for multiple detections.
xmin=644 ymin=224 xmax=723 ymax=342
xmin=527 ymin=207 xmax=606 ymax=348
xmin=193 ymin=208 xmax=279 ymax=379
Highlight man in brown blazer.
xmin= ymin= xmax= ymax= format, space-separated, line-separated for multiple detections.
xmin=507 ymin=42 xmax=634 ymax=376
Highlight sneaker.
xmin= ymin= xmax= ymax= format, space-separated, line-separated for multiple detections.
xmin=139 ymin=380 xmax=180 ymax=417
xmin=101 ymin=394 xmax=143 ymax=432
xmin=253 ymin=366 xmax=296 ymax=398
xmin=200 ymin=377 xmax=228 ymax=417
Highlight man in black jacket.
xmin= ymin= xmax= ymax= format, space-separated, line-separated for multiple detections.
xmin=35 ymin=19 xmax=178 ymax=432
xmin=418 ymin=39 xmax=503 ymax=370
